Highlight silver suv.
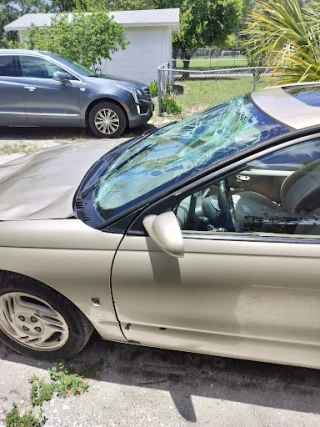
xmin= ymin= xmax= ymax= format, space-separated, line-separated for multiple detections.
xmin=0 ymin=50 xmax=154 ymax=137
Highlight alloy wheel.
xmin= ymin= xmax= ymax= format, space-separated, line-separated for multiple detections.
xmin=0 ymin=292 xmax=69 ymax=351
xmin=94 ymin=108 xmax=120 ymax=135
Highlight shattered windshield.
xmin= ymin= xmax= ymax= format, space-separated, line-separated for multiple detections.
xmin=93 ymin=95 xmax=289 ymax=221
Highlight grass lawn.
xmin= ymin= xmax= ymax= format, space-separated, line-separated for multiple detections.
xmin=175 ymin=56 xmax=248 ymax=70
xmin=176 ymin=77 xmax=268 ymax=113
xmin=150 ymin=77 xmax=271 ymax=127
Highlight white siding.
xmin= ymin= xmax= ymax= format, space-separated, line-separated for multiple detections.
xmin=100 ymin=26 xmax=171 ymax=84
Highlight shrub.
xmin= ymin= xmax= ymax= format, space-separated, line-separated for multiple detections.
xmin=161 ymin=94 xmax=183 ymax=115
xmin=149 ymin=80 xmax=158 ymax=97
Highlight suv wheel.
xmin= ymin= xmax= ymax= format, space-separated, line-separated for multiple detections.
xmin=88 ymin=101 xmax=127 ymax=138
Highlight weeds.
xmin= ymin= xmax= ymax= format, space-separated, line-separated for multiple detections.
xmin=0 ymin=143 xmax=39 ymax=155
xmin=161 ymin=94 xmax=183 ymax=115
xmin=4 ymin=359 xmax=104 ymax=427
xmin=5 ymin=404 xmax=43 ymax=427
xmin=29 ymin=362 xmax=89 ymax=407
xmin=149 ymin=80 xmax=158 ymax=97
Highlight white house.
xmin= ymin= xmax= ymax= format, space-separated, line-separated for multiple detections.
xmin=4 ymin=8 xmax=180 ymax=83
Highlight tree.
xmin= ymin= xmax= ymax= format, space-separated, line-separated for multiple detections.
xmin=105 ymin=0 xmax=154 ymax=10
xmin=50 ymin=0 xmax=75 ymax=11
xmin=172 ymin=0 xmax=243 ymax=68
xmin=26 ymin=2 xmax=128 ymax=73
xmin=0 ymin=2 xmax=19 ymax=47
xmin=242 ymin=0 xmax=320 ymax=84
xmin=239 ymin=0 xmax=268 ymax=83
xmin=0 ymin=0 xmax=53 ymax=48
xmin=105 ymin=0 xmax=243 ymax=67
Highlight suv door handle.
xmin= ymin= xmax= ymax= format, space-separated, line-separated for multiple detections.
xmin=24 ymin=86 xmax=36 ymax=92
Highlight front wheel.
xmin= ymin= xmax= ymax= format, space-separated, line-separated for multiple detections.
xmin=0 ymin=274 xmax=93 ymax=360
xmin=88 ymin=101 xmax=127 ymax=138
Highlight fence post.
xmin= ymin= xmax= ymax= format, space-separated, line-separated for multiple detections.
xmin=158 ymin=66 xmax=162 ymax=117
xmin=253 ymin=68 xmax=257 ymax=91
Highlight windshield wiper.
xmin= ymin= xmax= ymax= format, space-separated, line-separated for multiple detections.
xmin=77 ymin=142 xmax=157 ymax=199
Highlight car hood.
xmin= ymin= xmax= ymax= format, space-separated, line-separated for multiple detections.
xmin=0 ymin=141 xmax=120 ymax=221
xmin=92 ymin=74 xmax=147 ymax=88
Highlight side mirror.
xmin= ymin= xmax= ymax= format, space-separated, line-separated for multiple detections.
xmin=143 ymin=211 xmax=184 ymax=258
xmin=53 ymin=71 xmax=71 ymax=84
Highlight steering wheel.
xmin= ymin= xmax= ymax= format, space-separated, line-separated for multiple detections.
xmin=188 ymin=188 xmax=211 ymax=229
xmin=218 ymin=179 xmax=239 ymax=232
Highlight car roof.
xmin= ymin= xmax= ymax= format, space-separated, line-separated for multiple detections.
xmin=252 ymin=82 xmax=320 ymax=130
xmin=0 ymin=49 xmax=50 ymax=55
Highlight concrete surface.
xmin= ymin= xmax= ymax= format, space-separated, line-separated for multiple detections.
xmin=0 ymin=334 xmax=320 ymax=427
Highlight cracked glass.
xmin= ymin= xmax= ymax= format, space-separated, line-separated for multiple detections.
xmin=93 ymin=95 xmax=289 ymax=221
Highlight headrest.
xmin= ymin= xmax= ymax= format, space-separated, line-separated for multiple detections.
xmin=281 ymin=162 xmax=320 ymax=213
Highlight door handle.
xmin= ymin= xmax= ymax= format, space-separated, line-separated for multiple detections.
xmin=236 ymin=174 xmax=250 ymax=181
xmin=24 ymin=86 xmax=36 ymax=92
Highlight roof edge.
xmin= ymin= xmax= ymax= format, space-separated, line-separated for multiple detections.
xmin=4 ymin=9 xmax=180 ymax=32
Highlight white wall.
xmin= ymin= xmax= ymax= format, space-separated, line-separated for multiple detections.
xmin=18 ymin=25 xmax=173 ymax=84
xmin=101 ymin=26 xmax=172 ymax=84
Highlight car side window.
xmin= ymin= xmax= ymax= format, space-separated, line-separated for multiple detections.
xmin=0 ymin=56 xmax=14 ymax=77
xmin=20 ymin=56 xmax=73 ymax=79
xmin=174 ymin=139 xmax=320 ymax=237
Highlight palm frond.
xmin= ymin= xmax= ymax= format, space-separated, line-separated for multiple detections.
xmin=241 ymin=0 xmax=320 ymax=84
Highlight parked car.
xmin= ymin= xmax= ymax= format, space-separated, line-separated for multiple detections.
xmin=0 ymin=49 xmax=153 ymax=137
xmin=1 ymin=83 xmax=320 ymax=368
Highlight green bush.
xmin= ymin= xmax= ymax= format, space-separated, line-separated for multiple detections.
xmin=149 ymin=80 xmax=158 ymax=97
xmin=161 ymin=94 xmax=183 ymax=115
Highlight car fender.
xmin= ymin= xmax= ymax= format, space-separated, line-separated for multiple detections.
xmin=0 ymin=219 xmax=125 ymax=342
xmin=80 ymin=86 xmax=135 ymax=123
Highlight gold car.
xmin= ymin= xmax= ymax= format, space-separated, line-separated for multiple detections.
xmin=1 ymin=84 xmax=320 ymax=369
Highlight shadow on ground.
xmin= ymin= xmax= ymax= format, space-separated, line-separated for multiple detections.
xmin=1 ymin=332 xmax=319 ymax=423
xmin=0 ymin=125 xmax=156 ymax=142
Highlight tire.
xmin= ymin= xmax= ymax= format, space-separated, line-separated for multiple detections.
xmin=88 ymin=101 xmax=127 ymax=138
xmin=0 ymin=273 xmax=94 ymax=360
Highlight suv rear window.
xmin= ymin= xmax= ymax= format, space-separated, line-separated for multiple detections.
xmin=284 ymin=86 xmax=320 ymax=107
xmin=0 ymin=56 xmax=14 ymax=77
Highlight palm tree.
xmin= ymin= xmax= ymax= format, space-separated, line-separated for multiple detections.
xmin=242 ymin=0 xmax=320 ymax=84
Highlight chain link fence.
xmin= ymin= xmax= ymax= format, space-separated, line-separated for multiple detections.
xmin=157 ymin=62 xmax=273 ymax=118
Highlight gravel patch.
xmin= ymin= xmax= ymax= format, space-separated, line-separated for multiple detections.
xmin=0 ymin=125 xmax=157 ymax=163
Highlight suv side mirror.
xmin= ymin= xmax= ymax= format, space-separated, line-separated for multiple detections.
xmin=53 ymin=71 xmax=71 ymax=84
xmin=143 ymin=211 xmax=184 ymax=258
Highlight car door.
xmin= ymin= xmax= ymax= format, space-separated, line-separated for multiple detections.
xmin=0 ymin=55 xmax=27 ymax=126
xmin=111 ymin=137 xmax=320 ymax=368
xmin=18 ymin=54 xmax=84 ymax=127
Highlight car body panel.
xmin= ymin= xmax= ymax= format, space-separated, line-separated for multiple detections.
xmin=0 ymin=76 xmax=27 ymax=126
xmin=0 ymin=49 xmax=153 ymax=130
xmin=79 ymin=76 xmax=152 ymax=128
xmin=0 ymin=219 xmax=125 ymax=341
xmin=2 ymin=83 xmax=320 ymax=367
xmin=0 ymin=55 xmax=27 ymax=126
xmin=252 ymin=86 xmax=320 ymax=129
xmin=0 ymin=140 xmax=120 ymax=221
xmin=111 ymin=234 xmax=320 ymax=369
xmin=20 ymin=76 xmax=84 ymax=127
